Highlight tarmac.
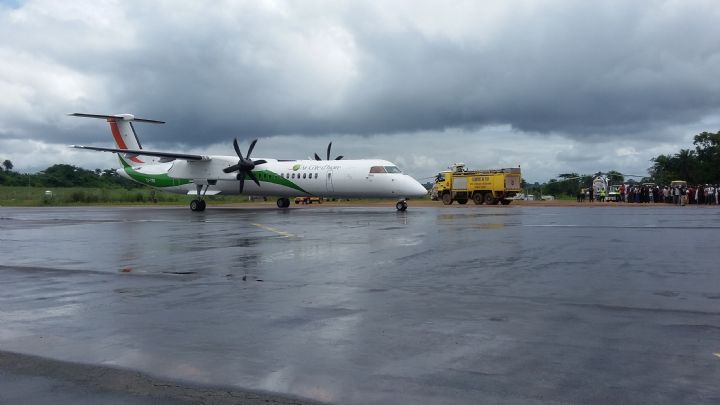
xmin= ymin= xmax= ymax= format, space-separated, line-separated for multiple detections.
xmin=1 ymin=203 xmax=720 ymax=404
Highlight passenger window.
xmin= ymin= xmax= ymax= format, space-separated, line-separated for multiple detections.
xmin=370 ymin=166 xmax=386 ymax=174
xmin=315 ymin=173 xmax=318 ymax=179
xmin=303 ymin=173 xmax=306 ymax=179
xmin=292 ymin=173 xmax=295 ymax=179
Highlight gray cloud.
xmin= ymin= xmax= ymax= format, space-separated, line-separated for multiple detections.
xmin=1 ymin=0 xmax=719 ymax=180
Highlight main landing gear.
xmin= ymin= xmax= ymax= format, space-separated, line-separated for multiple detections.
xmin=396 ymin=200 xmax=408 ymax=211
xmin=276 ymin=198 xmax=290 ymax=208
xmin=190 ymin=183 xmax=211 ymax=212
xmin=190 ymin=199 xmax=206 ymax=211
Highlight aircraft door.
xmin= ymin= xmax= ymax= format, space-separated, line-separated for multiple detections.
xmin=326 ymin=171 xmax=334 ymax=193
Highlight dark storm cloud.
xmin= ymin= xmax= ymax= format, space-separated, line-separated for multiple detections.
xmin=2 ymin=0 xmax=720 ymax=149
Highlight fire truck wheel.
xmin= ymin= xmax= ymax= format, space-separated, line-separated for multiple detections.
xmin=472 ymin=193 xmax=483 ymax=204
xmin=483 ymin=193 xmax=494 ymax=205
xmin=500 ymin=199 xmax=511 ymax=205
xmin=441 ymin=193 xmax=453 ymax=205
xmin=457 ymin=199 xmax=468 ymax=205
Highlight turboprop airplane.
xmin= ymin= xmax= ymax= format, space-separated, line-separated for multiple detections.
xmin=69 ymin=113 xmax=428 ymax=212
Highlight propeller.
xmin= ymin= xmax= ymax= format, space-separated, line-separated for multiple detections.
xmin=314 ymin=142 xmax=343 ymax=161
xmin=222 ymin=138 xmax=267 ymax=193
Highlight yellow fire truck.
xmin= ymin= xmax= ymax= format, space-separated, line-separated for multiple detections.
xmin=431 ymin=164 xmax=522 ymax=205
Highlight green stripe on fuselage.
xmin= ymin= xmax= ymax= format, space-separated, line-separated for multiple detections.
xmin=123 ymin=167 xmax=191 ymax=188
xmin=242 ymin=169 xmax=309 ymax=194
xmin=119 ymin=156 xmax=308 ymax=193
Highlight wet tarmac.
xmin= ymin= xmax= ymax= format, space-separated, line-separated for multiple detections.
xmin=1 ymin=205 xmax=720 ymax=404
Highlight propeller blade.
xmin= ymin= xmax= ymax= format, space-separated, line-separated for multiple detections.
xmin=223 ymin=164 xmax=241 ymax=173
xmin=247 ymin=139 xmax=257 ymax=158
xmin=237 ymin=173 xmax=245 ymax=193
xmin=326 ymin=142 xmax=332 ymax=161
xmin=233 ymin=138 xmax=243 ymax=159
xmin=335 ymin=155 xmax=344 ymax=160
xmin=247 ymin=171 xmax=261 ymax=187
xmin=314 ymin=153 xmax=322 ymax=161
xmin=253 ymin=159 xmax=267 ymax=166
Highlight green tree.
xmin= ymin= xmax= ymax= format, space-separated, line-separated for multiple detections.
xmin=693 ymin=131 xmax=720 ymax=183
xmin=675 ymin=149 xmax=696 ymax=182
xmin=649 ymin=154 xmax=674 ymax=185
xmin=2 ymin=159 xmax=12 ymax=171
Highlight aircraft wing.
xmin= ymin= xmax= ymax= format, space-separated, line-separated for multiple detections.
xmin=71 ymin=145 xmax=209 ymax=162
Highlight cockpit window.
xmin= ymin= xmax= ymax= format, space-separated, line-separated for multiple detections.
xmin=369 ymin=166 xmax=402 ymax=174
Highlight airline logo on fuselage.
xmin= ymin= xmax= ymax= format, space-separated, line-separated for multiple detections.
xmin=291 ymin=164 xmax=342 ymax=171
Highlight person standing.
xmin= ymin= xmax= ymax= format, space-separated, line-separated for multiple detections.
xmin=682 ymin=187 xmax=688 ymax=206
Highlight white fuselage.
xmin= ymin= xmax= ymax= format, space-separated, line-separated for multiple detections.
xmin=119 ymin=156 xmax=429 ymax=199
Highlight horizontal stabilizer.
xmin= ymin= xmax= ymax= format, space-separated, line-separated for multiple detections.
xmin=68 ymin=113 xmax=165 ymax=124
xmin=71 ymin=145 xmax=208 ymax=161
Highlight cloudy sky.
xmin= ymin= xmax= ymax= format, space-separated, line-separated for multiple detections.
xmin=1 ymin=0 xmax=719 ymax=182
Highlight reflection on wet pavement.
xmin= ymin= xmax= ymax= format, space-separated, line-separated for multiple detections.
xmin=1 ymin=206 xmax=720 ymax=404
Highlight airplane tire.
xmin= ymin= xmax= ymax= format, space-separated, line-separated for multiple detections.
xmin=199 ymin=200 xmax=207 ymax=211
xmin=190 ymin=199 xmax=201 ymax=211
xmin=396 ymin=201 xmax=408 ymax=211
xmin=277 ymin=198 xmax=290 ymax=208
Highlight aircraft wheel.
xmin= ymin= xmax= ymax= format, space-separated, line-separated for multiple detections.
xmin=396 ymin=201 xmax=408 ymax=211
xmin=190 ymin=199 xmax=201 ymax=211
xmin=199 ymin=200 xmax=207 ymax=211
xmin=277 ymin=198 xmax=290 ymax=208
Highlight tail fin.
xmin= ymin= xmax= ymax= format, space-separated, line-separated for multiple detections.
xmin=69 ymin=113 xmax=164 ymax=165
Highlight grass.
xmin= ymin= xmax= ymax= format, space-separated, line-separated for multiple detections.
xmin=0 ymin=186 xmax=401 ymax=207
xmin=0 ymin=186 xmax=256 ymax=206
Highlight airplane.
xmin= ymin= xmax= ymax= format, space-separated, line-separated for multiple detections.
xmin=68 ymin=113 xmax=428 ymax=212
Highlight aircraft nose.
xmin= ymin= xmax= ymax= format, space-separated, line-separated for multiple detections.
xmin=405 ymin=176 xmax=428 ymax=197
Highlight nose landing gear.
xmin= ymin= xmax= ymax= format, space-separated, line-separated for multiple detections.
xmin=396 ymin=200 xmax=408 ymax=211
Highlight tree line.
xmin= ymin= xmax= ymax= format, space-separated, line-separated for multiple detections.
xmin=525 ymin=130 xmax=720 ymax=198
xmin=648 ymin=131 xmax=720 ymax=185
xmin=0 ymin=162 xmax=141 ymax=189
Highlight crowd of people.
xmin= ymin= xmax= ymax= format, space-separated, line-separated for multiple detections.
xmin=577 ymin=184 xmax=720 ymax=205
